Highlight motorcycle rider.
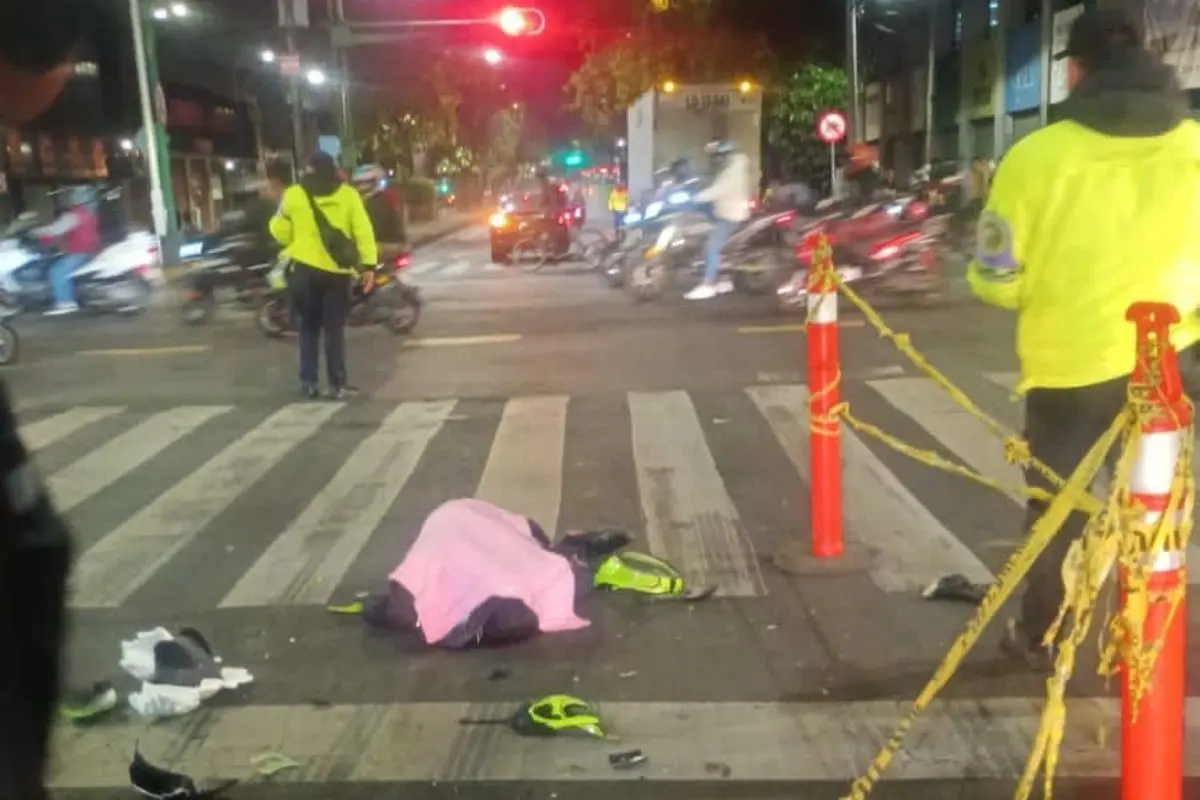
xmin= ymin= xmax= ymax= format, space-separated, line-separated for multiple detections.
xmin=843 ymin=142 xmax=887 ymax=204
xmin=34 ymin=185 xmax=98 ymax=315
xmin=351 ymin=163 xmax=407 ymax=259
xmin=684 ymin=140 xmax=751 ymax=300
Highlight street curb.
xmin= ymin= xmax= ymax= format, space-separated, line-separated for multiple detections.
xmin=161 ymin=215 xmax=480 ymax=283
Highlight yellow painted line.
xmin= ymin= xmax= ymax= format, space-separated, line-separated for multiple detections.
xmin=77 ymin=345 xmax=211 ymax=357
xmin=404 ymin=334 xmax=522 ymax=348
xmin=736 ymin=321 xmax=866 ymax=334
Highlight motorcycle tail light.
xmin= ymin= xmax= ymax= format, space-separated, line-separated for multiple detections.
xmin=869 ymin=232 xmax=921 ymax=261
xmin=394 ymin=253 xmax=412 ymax=271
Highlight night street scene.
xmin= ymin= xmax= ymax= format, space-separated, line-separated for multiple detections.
xmin=2 ymin=1 xmax=1200 ymax=799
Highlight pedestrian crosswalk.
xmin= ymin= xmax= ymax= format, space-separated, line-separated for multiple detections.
xmin=28 ymin=368 xmax=1199 ymax=619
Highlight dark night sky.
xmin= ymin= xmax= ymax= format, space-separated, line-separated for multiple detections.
xmin=190 ymin=0 xmax=847 ymax=143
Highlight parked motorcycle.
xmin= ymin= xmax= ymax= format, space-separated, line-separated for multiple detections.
xmin=0 ymin=213 xmax=162 ymax=316
xmin=625 ymin=209 xmax=796 ymax=303
xmin=177 ymin=226 xmax=275 ymax=325
xmin=257 ymin=253 xmax=422 ymax=338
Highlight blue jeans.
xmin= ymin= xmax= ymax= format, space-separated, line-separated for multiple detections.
xmin=703 ymin=218 xmax=736 ymax=284
xmin=49 ymin=254 xmax=86 ymax=307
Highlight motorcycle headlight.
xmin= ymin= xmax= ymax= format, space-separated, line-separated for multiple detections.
xmin=645 ymin=201 xmax=664 ymax=218
xmin=179 ymin=241 xmax=203 ymax=259
xmin=623 ymin=211 xmax=642 ymax=225
xmin=667 ymin=191 xmax=690 ymax=205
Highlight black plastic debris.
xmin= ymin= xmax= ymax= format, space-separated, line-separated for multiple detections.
xmin=608 ymin=749 xmax=647 ymax=770
xmin=129 ymin=747 xmax=238 ymax=799
xmin=922 ymin=574 xmax=990 ymax=606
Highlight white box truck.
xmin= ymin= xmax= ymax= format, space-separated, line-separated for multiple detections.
xmin=625 ymin=83 xmax=763 ymax=203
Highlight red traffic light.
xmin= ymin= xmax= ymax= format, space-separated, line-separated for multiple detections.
xmin=496 ymin=6 xmax=545 ymax=36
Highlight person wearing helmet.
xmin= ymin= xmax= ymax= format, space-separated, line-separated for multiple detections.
xmin=684 ymin=139 xmax=752 ymax=300
xmin=33 ymin=184 xmax=99 ymax=315
xmin=843 ymin=142 xmax=885 ymax=203
xmin=351 ymin=163 xmax=406 ymax=255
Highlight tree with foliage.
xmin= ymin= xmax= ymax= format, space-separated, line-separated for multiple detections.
xmin=765 ymin=63 xmax=848 ymax=185
xmin=564 ymin=27 xmax=772 ymax=134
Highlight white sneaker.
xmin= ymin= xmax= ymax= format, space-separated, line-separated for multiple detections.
xmin=684 ymin=284 xmax=718 ymax=300
xmin=715 ymin=277 xmax=734 ymax=294
xmin=44 ymin=303 xmax=79 ymax=316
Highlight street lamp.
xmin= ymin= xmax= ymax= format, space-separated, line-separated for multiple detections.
xmin=259 ymin=49 xmax=276 ymax=63
xmin=170 ymin=2 xmax=188 ymax=17
xmin=305 ymin=68 xmax=327 ymax=87
xmin=483 ymin=47 xmax=504 ymax=66
xmin=119 ymin=138 xmax=134 ymax=151
xmin=152 ymin=7 xmax=168 ymax=20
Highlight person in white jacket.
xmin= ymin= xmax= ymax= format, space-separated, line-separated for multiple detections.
xmin=685 ymin=140 xmax=752 ymax=300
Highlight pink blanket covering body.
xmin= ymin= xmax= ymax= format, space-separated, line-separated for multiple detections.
xmin=390 ymin=499 xmax=590 ymax=644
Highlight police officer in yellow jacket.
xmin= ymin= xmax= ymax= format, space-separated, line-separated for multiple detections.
xmin=967 ymin=9 xmax=1200 ymax=671
xmin=270 ymin=152 xmax=378 ymax=400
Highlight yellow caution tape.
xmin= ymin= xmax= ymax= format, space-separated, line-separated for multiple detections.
xmin=794 ymin=238 xmax=1194 ymax=800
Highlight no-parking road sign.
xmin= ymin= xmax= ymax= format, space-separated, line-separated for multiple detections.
xmin=816 ymin=110 xmax=848 ymax=145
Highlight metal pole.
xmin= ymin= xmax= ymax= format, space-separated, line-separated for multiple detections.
xmin=287 ymin=26 xmax=304 ymax=163
xmin=829 ymin=142 xmax=836 ymax=194
xmin=1037 ymin=0 xmax=1052 ymax=126
xmin=923 ymin=3 xmax=936 ymax=166
xmin=128 ymin=0 xmax=169 ymax=238
xmin=848 ymin=0 xmax=861 ymax=143
xmin=334 ymin=0 xmax=353 ymax=165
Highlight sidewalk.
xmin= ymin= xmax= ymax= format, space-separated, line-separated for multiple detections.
xmin=162 ymin=210 xmax=478 ymax=283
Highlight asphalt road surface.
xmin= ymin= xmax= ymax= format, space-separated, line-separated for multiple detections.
xmin=12 ymin=224 xmax=1200 ymax=800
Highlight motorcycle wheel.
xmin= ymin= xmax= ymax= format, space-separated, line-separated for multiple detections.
xmin=0 ymin=322 xmax=18 ymax=365
xmin=115 ymin=276 xmax=153 ymax=316
xmin=181 ymin=293 xmax=216 ymax=325
xmin=384 ymin=289 xmax=422 ymax=335
xmin=513 ymin=238 xmax=547 ymax=272
xmin=257 ymin=294 xmax=290 ymax=339
xmin=625 ymin=257 xmax=668 ymax=303
xmin=732 ymin=247 xmax=792 ymax=296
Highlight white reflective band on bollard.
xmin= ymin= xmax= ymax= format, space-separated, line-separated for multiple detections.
xmin=1129 ymin=430 xmax=1183 ymax=496
xmin=1144 ymin=548 xmax=1186 ymax=573
xmin=807 ymin=288 xmax=837 ymax=325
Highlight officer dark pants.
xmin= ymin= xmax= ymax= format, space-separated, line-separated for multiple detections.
xmin=291 ymin=263 xmax=351 ymax=389
xmin=1019 ymin=345 xmax=1200 ymax=647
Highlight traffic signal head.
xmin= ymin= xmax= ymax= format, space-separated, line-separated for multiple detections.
xmin=496 ymin=6 xmax=545 ymax=36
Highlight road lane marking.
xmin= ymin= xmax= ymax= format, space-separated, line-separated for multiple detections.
xmin=747 ymin=384 xmax=994 ymax=592
xmin=50 ymin=697 xmax=1166 ymax=786
xmin=628 ymin=390 xmax=765 ymax=597
xmin=475 ymin=395 xmax=568 ymax=532
xmin=47 ymin=406 xmax=231 ymax=513
xmin=70 ymin=402 xmax=343 ymax=608
xmin=20 ymin=407 xmax=124 ymax=451
xmin=736 ymin=321 xmax=866 ymax=334
xmin=404 ymin=334 xmax=522 ymax=347
xmin=221 ymin=401 xmax=454 ymax=607
xmin=76 ymin=345 xmax=211 ymax=356
xmin=870 ymin=376 xmax=1200 ymax=584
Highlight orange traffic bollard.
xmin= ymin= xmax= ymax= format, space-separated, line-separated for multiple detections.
xmin=807 ymin=238 xmax=842 ymax=559
xmin=1120 ymin=302 xmax=1189 ymax=800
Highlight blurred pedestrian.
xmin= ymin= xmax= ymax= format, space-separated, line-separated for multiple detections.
xmin=608 ymin=183 xmax=628 ymax=237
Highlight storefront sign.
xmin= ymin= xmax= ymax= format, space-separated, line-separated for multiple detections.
xmin=964 ymin=38 xmax=998 ymax=119
xmin=1146 ymin=0 xmax=1200 ymax=90
xmin=1005 ymin=22 xmax=1041 ymax=113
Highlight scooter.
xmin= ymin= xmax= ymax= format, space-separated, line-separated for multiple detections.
xmin=177 ymin=226 xmax=275 ymax=325
xmin=625 ymin=208 xmax=796 ymax=303
xmin=257 ymin=253 xmax=423 ymax=338
xmin=0 ymin=214 xmax=162 ymax=316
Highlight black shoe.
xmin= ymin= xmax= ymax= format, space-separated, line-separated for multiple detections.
xmin=999 ymin=618 xmax=1056 ymax=674
xmin=326 ymin=385 xmax=359 ymax=400
xmin=300 ymin=383 xmax=319 ymax=399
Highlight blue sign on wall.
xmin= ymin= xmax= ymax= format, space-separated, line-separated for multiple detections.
xmin=1005 ymin=22 xmax=1041 ymax=113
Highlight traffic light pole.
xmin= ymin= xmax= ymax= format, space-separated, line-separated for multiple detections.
xmin=129 ymin=0 xmax=178 ymax=242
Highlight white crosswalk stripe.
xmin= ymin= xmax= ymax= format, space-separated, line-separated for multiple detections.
xmin=18 ymin=371 xmax=1200 ymax=613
